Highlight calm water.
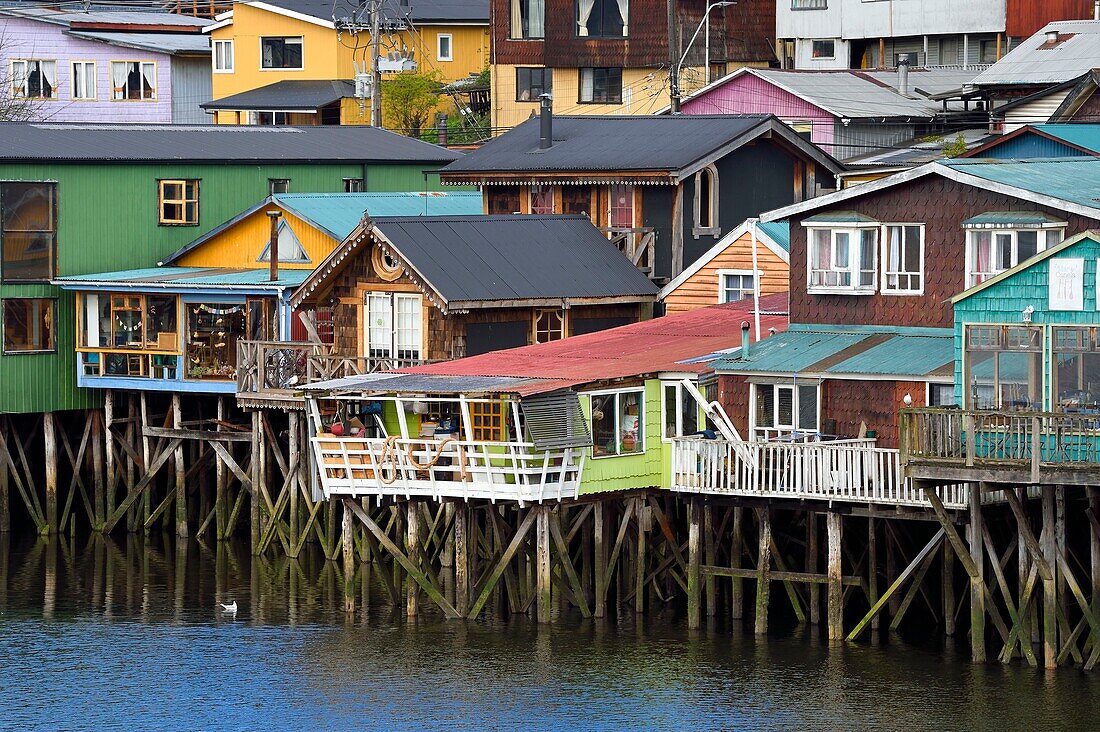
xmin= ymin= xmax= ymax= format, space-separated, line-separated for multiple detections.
xmin=0 ymin=533 xmax=1097 ymax=731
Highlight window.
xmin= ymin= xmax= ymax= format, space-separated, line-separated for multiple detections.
xmin=882 ymin=224 xmax=923 ymax=294
xmin=371 ymin=245 xmax=402 ymax=281
xmin=344 ymin=178 xmax=365 ymax=192
xmin=609 ymin=183 xmax=634 ymax=228
xmin=158 ymin=179 xmax=199 ymax=225
xmin=792 ymin=0 xmax=828 ymax=9
xmin=186 ymin=302 xmax=245 ymax=380
xmin=248 ymin=111 xmax=288 ymax=125
xmin=928 ymin=383 xmax=956 ymax=407
xmin=269 ymin=178 xmax=290 ymax=195
xmin=534 ymin=309 xmax=565 ymax=343
xmin=719 ymin=270 xmax=755 ymax=303
xmin=693 ymin=164 xmax=719 ymax=236
xmin=1 ymin=182 xmax=56 ymax=282
xmin=811 ymin=39 xmax=835 ymax=58
xmin=80 ymin=293 xmax=178 ymax=351
xmin=590 ymin=389 xmax=644 ymax=457
xmin=1053 ymin=327 xmax=1100 ymax=412
xmin=752 ymin=382 xmax=818 ymax=439
xmin=790 ymin=121 xmax=813 ymax=141
xmin=364 ymin=292 xmax=422 ymax=363
xmin=965 ymin=325 xmax=1043 ymax=410
xmin=437 ymin=34 xmax=453 ymax=61
xmin=2 ymin=299 xmax=54 ymax=353
xmin=10 ymin=60 xmax=57 ymax=99
xmin=246 ymin=297 xmax=277 ymax=341
xmin=579 ymin=67 xmax=622 ymax=104
xmin=577 ymin=0 xmax=627 ymax=37
xmin=966 ymin=227 xmax=1064 ymax=287
xmin=470 ymin=400 xmax=507 ymax=441
xmin=213 ymin=39 xmax=234 ymax=72
xmin=978 ymin=39 xmax=998 ymax=64
xmin=662 ymin=381 xmax=699 ymax=440
xmin=258 ymin=220 xmax=310 ymax=264
xmin=807 ymin=226 xmax=878 ymax=293
xmin=261 ymin=37 xmax=303 ymax=69
xmin=516 ymin=67 xmax=552 ymax=101
xmin=71 ymin=61 xmax=96 ymax=100
xmin=530 ymin=183 xmax=554 ymax=214
xmin=510 ymin=0 xmax=545 ymax=39
xmin=110 ymin=61 xmax=156 ymax=100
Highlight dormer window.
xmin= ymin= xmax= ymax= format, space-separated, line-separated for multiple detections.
xmin=804 ymin=214 xmax=878 ymax=294
xmin=963 ymin=212 xmax=1066 ymax=288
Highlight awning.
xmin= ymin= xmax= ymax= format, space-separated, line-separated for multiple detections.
xmin=301 ymin=373 xmax=577 ymax=397
xmin=962 ymin=211 xmax=1067 ymax=229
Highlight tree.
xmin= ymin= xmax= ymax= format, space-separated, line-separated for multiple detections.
xmin=0 ymin=33 xmax=48 ymax=122
xmin=381 ymin=70 xmax=443 ymax=138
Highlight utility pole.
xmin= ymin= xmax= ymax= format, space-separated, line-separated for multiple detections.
xmin=668 ymin=0 xmax=680 ymax=113
xmin=370 ymin=0 xmax=382 ymax=127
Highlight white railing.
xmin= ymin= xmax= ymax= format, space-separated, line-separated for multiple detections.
xmin=671 ymin=437 xmax=969 ymax=509
xmin=312 ymin=435 xmax=584 ymax=503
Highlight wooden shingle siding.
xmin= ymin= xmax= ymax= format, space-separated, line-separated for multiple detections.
xmin=663 ymin=231 xmax=788 ymax=314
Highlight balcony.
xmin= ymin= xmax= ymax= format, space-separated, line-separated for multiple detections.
xmin=900 ymin=407 xmax=1100 ymax=486
xmin=600 ymin=226 xmax=657 ymax=280
xmin=671 ymin=437 xmax=969 ymax=509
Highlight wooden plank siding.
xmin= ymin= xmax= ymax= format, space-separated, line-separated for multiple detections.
xmin=662 ymin=230 xmax=788 ymax=315
xmin=1006 ymin=0 xmax=1094 ymax=38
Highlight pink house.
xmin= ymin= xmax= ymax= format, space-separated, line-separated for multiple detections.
xmin=0 ymin=7 xmax=212 ymax=124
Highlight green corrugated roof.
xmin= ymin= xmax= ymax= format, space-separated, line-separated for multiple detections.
xmin=55 ymin=267 xmax=310 ymax=289
xmin=712 ymin=324 xmax=954 ymax=378
xmin=757 ymin=221 xmax=790 ymax=252
xmin=962 ymin=210 xmax=1067 ymax=227
xmin=1033 ymin=124 xmax=1100 ymax=154
xmin=803 ymin=211 xmax=879 ymax=224
xmin=943 ymin=157 xmax=1100 ymax=211
xmin=275 ymin=192 xmax=484 ymax=240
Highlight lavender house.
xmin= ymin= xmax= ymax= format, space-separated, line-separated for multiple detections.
xmin=0 ymin=6 xmax=211 ymax=123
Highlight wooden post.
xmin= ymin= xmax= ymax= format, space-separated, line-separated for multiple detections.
xmin=704 ymin=503 xmax=716 ymax=618
xmin=250 ymin=411 xmax=261 ymax=554
xmin=635 ymin=497 xmax=647 ymax=614
xmin=92 ymin=412 xmax=106 ymax=531
xmin=731 ymin=506 xmax=743 ymax=620
xmin=755 ymin=506 xmax=771 ymax=636
xmin=289 ymin=412 xmax=300 ymax=549
xmin=0 ymin=421 xmax=8 ymax=533
xmin=969 ymin=483 xmax=986 ymax=663
xmin=594 ymin=501 xmax=607 ymax=618
xmin=687 ymin=497 xmax=702 ymax=629
xmin=826 ymin=511 xmax=843 ymax=641
xmin=536 ymin=506 xmax=552 ymax=623
xmin=1090 ymin=488 xmax=1100 ymax=623
xmin=139 ymin=395 xmax=152 ymax=533
xmin=943 ymin=535 xmax=956 ymax=637
xmin=1042 ymin=487 xmax=1057 ymax=669
xmin=215 ymin=398 xmax=228 ymax=540
xmin=406 ymin=500 xmax=421 ymax=617
xmin=807 ymin=511 xmax=820 ymax=625
xmin=886 ymin=526 xmax=900 ymax=619
xmin=172 ymin=395 xmax=187 ymax=539
xmin=104 ymin=391 xmax=116 ymax=518
xmin=342 ymin=502 xmax=355 ymax=614
xmin=454 ymin=501 xmax=469 ymax=616
xmin=43 ymin=412 xmax=58 ymax=535
xmin=868 ymin=516 xmax=879 ymax=632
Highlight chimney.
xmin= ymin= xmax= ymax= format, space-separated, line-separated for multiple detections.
xmin=897 ymin=54 xmax=910 ymax=96
xmin=740 ymin=320 xmax=750 ymax=359
xmin=538 ymin=93 xmax=553 ymax=150
xmin=267 ymin=209 xmax=282 ymax=282
xmin=1046 ymin=30 xmax=1060 ymax=43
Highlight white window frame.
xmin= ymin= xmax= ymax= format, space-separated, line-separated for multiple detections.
xmin=749 ymin=381 xmax=820 ymax=440
xmin=587 ymin=386 xmax=646 ymax=458
xmin=363 ymin=292 xmax=423 ymax=361
xmin=11 ymin=59 xmax=58 ymax=100
xmin=213 ymin=39 xmax=234 ymax=73
xmin=437 ymin=33 xmax=453 ymax=62
xmin=110 ymin=60 xmax=157 ymax=101
xmin=964 ymin=225 xmax=1065 ymax=288
xmin=661 ymin=380 xmax=701 ymax=443
xmin=717 ymin=269 xmax=757 ymax=304
xmin=880 ymin=223 xmax=925 ymax=295
xmin=810 ymin=39 xmax=835 ymax=59
xmin=805 ymin=223 xmax=878 ymax=295
xmin=71 ymin=60 xmax=97 ymax=100
xmin=259 ymin=36 xmax=304 ymax=71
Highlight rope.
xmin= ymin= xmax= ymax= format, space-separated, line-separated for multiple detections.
xmin=372 ymin=434 xmax=471 ymax=484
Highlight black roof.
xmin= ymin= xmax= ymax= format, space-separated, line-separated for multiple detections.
xmin=441 ymin=115 xmax=843 ymax=180
xmin=295 ymin=214 xmax=659 ymax=308
xmin=0 ymin=122 xmax=461 ymax=164
xmin=201 ymin=80 xmax=355 ymax=112
xmin=261 ymin=0 xmax=489 ymax=24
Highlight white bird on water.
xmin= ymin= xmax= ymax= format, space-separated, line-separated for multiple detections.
xmin=219 ymin=601 xmax=237 ymax=614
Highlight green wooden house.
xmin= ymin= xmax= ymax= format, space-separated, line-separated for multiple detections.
xmin=0 ymin=123 xmax=460 ymax=414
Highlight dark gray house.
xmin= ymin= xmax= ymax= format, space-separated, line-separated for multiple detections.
xmin=439 ymin=112 xmax=842 ymax=281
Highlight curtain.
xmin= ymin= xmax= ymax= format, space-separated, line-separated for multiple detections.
xmin=972 ymin=231 xmax=991 ymax=283
xmin=510 ymin=0 xmax=522 ymax=37
xmin=580 ymin=68 xmax=594 ymax=102
xmin=39 ymin=61 xmax=57 ymax=97
xmin=12 ymin=60 xmax=27 ymax=97
xmin=576 ymin=0 xmax=595 ymax=36
xmin=111 ymin=62 xmax=128 ymax=100
xmin=528 ymin=0 xmax=545 ymax=38
xmin=615 ymin=0 xmax=629 ymax=35
xmin=141 ymin=62 xmax=156 ymax=99
xmin=886 ymin=226 xmax=901 ymax=288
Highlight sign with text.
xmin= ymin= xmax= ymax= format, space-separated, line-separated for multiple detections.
xmin=1049 ymin=257 xmax=1084 ymax=311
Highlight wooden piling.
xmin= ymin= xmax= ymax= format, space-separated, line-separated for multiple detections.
xmin=454 ymin=501 xmax=469 ymax=616
xmin=807 ymin=511 xmax=819 ymax=625
xmin=635 ymin=497 xmax=647 ymax=614
xmin=755 ymin=506 xmax=771 ymax=636
xmin=0 ymin=430 xmax=8 ymax=533
xmin=1042 ymin=487 xmax=1058 ymax=669
xmin=826 ymin=511 xmax=843 ymax=641
xmin=868 ymin=516 xmax=879 ymax=632
xmin=342 ymin=502 xmax=355 ymax=614
xmin=594 ymin=501 xmax=607 ymax=618
xmin=406 ymin=500 xmax=421 ymax=617
xmin=943 ymin=536 xmax=956 ymax=637
xmin=43 ymin=412 xmax=58 ymax=535
xmin=172 ymin=395 xmax=187 ymax=539
xmin=536 ymin=506 xmax=552 ymax=623
xmin=970 ymin=483 xmax=987 ymax=663
xmin=1091 ymin=488 xmax=1100 ymax=621
xmin=92 ymin=412 xmax=106 ymax=530
xmin=731 ymin=506 xmax=743 ymax=620
xmin=687 ymin=497 xmax=702 ymax=629
xmin=250 ymin=411 xmax=261 ymax=554
xmin=704 ymin=503 xmax=716 ymax=618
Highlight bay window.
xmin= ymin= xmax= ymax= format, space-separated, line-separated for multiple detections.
xmin=964 ymin=217 xmax=1065 ymax=288
xmin=752 ymin=382 xmax=818 ymax=439
xmin=662 ymin=381 xmax=699 ymax=440
xmin=110 ymin=61 xmax=156 ymax=100
xmin=364 ymin=292 xmax=422 ymax=363
xmin=590 ymin=389 xmax=644 ymax=456
xmin=964 ymin=325 xmax=1043 ymax=410
xmin=882 ymin=224 xmax=923 ymax=294
xmin=807 ymin=225 xmax=877 ymax=293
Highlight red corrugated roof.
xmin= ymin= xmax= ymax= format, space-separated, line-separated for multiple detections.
xmin=400 ymin=293 xmax=789 ymax=394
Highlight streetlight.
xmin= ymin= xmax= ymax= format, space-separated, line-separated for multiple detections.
xmin=670 ymin=0 xmax=736 ymax=114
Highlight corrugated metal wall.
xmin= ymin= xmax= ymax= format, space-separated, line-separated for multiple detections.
xmin=969 ymin=134 xmax=1085 ymax=158
xmin=1003 ymin=89 xmax=1072 ymax=132
xmin=832 ymin=121 xmax=920 ymax=161
xmin=171 ymin=56 xmax=214 ymax=125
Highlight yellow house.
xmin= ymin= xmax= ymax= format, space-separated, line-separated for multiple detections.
xmin=202 ymin=0 xmax=489 ymax=125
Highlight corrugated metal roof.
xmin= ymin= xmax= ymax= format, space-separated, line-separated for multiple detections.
xmin=397 ymin=295 xmax=790 ymax=394
xmin=1032 ymin=123 xmax=1100 ymax=153
xmin=972 ymin=21 xmax=1100 ymax=85
xmin=712 ymin=324 xmax=954 ymax=378
xmin=804 ymin=211 xmax=879 ymax=224
xmin=201 ymin=80 xmax=355 ymax=112
xmin=55 ymin=267 xmax=309 ymax=289
xmin=371 ymin=215 xmax=660 ymax=304
xmin=303 ymin=374 xmax=550 ymax=396
xmin=0 ymin=123 xmax=461 ymax=163
xmin=942 ymin=157 xmax=1100 ymax=210
xmin=259 ymin=0 xmax=488 ymax=23
xmin=0 ymin=6 xmax=209 ymax=27
xmin=962 ymin=210 xmax=1067 ymax=226
xmin=276 ymin=192 xmax=482 ymax=239
xmin=65 ymin=30 xmax=211 ymax=55
xmin=757 ymin=221 xmax=790 ymax=252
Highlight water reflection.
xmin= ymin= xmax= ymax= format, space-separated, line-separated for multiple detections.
xmin=0 ymin=532 xmax=1097 ymax=731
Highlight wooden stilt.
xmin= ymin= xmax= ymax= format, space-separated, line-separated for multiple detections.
xmin=454 ymin=501 xmax=469 ymax=616
xmin=92 ymin=413 xmax=106 ymax=531
xmin=0 ymin=426 xmax=8 ymax=533
xmin=172 ymin=395 xmax=187 ymax=539
xmin=342 ymin=502 xmax=355 ymax=614
xmin=826 ymin=511 xmax=843 ymax=641
xmin=886 ymin=524 xmax=900 ymax=620
xmin=250 ymin=411 xmax=261 ymax=554
xmin=970 ymin=483 xmax=987 ymax=663
xmin=104 ymin=391 xmax=116 ymax=519
xmin=216 ymin=398 xmax=228 ymax=540
xmin=731 ymin=506 xmax=743 ymax=620
xmin=687 ymin=497 xmax=702 ymax=629
xmin=868 ymin=516 xmax=879 ymax=632
xmin=807 ymin=511 xmax=819 ymax=625
xmin=1090 ymin=488 xmax=1100 ymax=625
xmin=635 ymin=497 xmax=647 ymax=614
xmin=407 ymin=500 xmax=421 ymax=617
xmin=755 ymin=506 xmax=771 ymax=636
xmin=536 ymin=505 xmax=552 ymax=623
xmin=594 ymin=501 xmax=607 ymax=618
xmin=1042 ymin=487 xmax=1058 ymax=669
xmin=704 ymin=502 xmax=716 ymax=618
xmin=43 ymin=412 xmax=58 ymax=535
xmin=943 ymin=534 xmax=956 ymax=637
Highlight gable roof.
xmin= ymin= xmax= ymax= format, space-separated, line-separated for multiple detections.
xmin=950 ymin=229 xmax=1100 ymax=303
xmin=201 ymin=80 xmax=355 ymax=112
xmin=291 ymin=214 xmax=660 ymax=310
xmin=440 ymin=115 xmax=842 ymax=183
xmin=971 ymin=21 xmax=1100 ymax=86
xmin=761 ymin=157 xmax=1100 ymax=223
xmin=659 ymin=219 xmax=789 ymax=300
xmin=961 ymin=123 xmax=1100 ymax=159
xmin=162 ymin=191 xmax=483 ymax=264
xmin=0 ymin=123 xmax=461 ymax=164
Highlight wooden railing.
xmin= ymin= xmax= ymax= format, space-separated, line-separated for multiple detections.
xmin=312 ymin=435 xmax=584 ymax=503
xmin=600 ymin=226 xmax=657 ymax=278
xmin=671 ymin=437 xmax=969 ymax=509
xmin=305 ymin=353 xmax=425 ymax=383
xmin=900 ymin=407 xmax=1100 ymax=482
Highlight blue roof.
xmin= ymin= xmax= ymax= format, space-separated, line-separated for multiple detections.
xmin=942 ymin=157 xmax=1100 ymax=211
xmin=757 ymin=221 xmax=789 ymax=252
xmin=712 ymin=324 xmax=954 ymax=379
xmin=273 ymin=192 xmax=484 ymax=240
xmin=1032 ymin=124 xmax=1100 ymax=154
xmin=55 ymin=267 xmax=310 ymax=290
